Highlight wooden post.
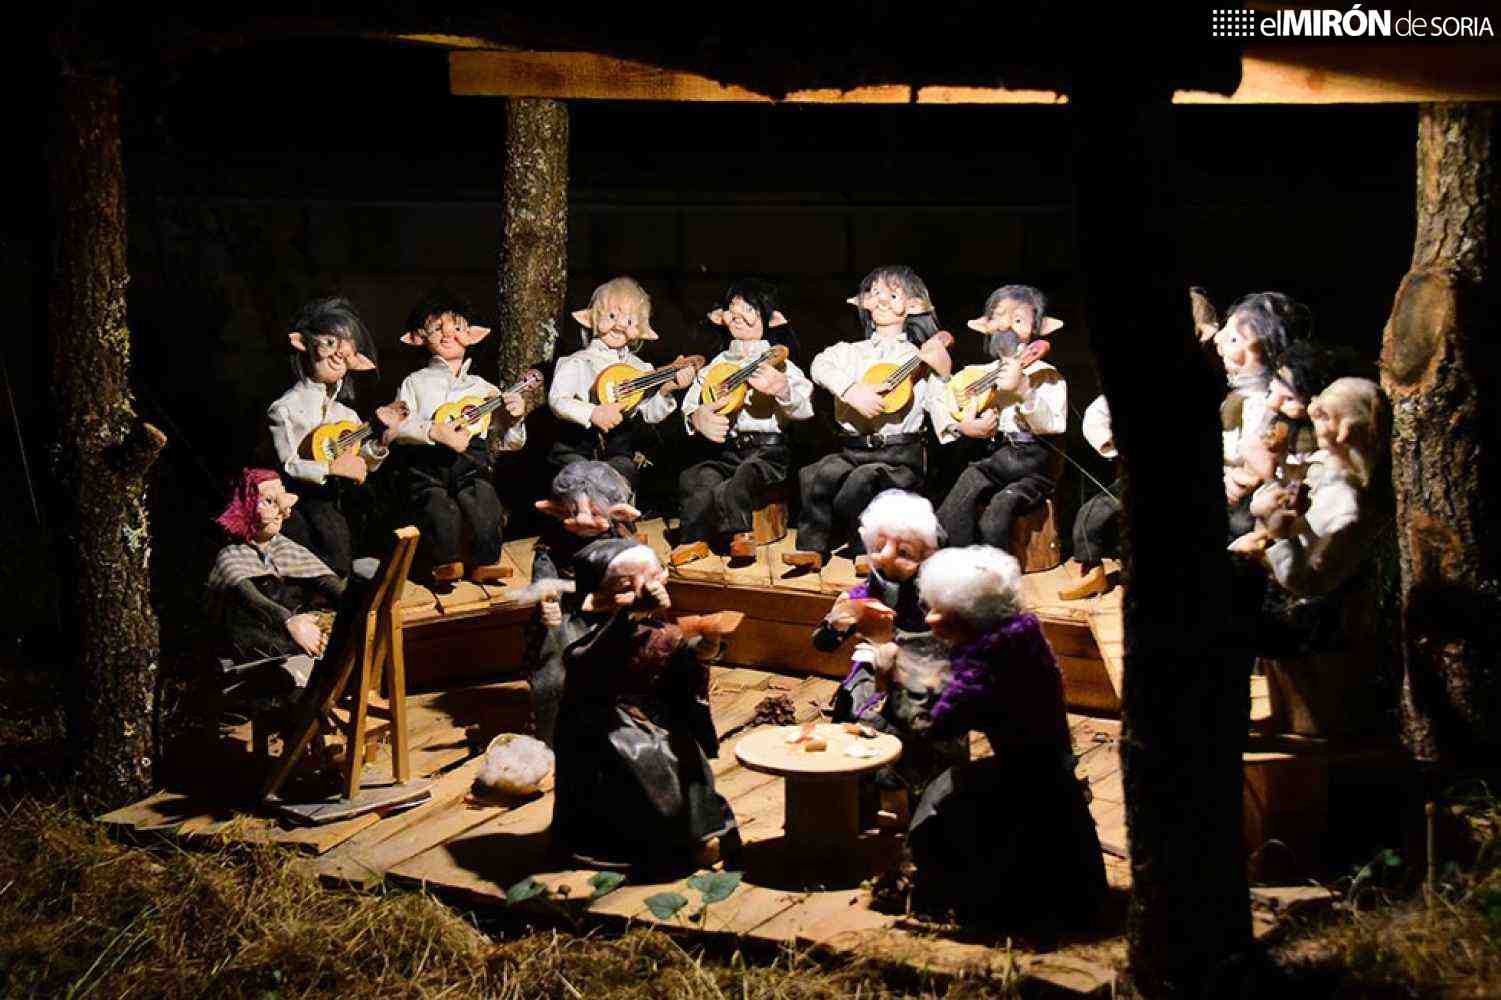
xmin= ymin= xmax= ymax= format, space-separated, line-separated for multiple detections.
xmin=48 ymin=69 xmax=166 ymax=810
xmin=1070 ymin=83 xmax=1253 ymax=994
xmin=1380 ymin=104 xmax=1501 ymax=766
xmin=494 ymin=95 xmax=568 ymax=455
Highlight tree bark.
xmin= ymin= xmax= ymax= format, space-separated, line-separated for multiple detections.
xmin=1071 ymin=88 xmax=1253 ymax=995
xmin=493 ymin=96 xmax=568 ymax=450
xmin=48 ymin=70 xmax=165 ymax=810
xmin=1381 ymin=104 xmax=1500 ymax=766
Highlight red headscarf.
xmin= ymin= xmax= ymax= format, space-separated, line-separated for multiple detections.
xmin=215 ymin=468 xmax=281 ymax=543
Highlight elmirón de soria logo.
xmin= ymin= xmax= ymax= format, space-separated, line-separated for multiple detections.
xmin=1210 ymin=6 xmax=1494 ymax=38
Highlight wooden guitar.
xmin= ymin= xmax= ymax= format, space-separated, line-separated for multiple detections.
xmin=699 ymin=345 xmax=790 ymax=416
xmin=431 ymin=369 xmax=544 ymax=437
xmin=299 ymin=420 xmax=376 ymax=463
xmin=834 ymin=331 xmax=954 ymax=426
xmin=592 ymin=355 xmax=706 ymax=414
xmin=944 ymin=339 xmax=1052 ymax=422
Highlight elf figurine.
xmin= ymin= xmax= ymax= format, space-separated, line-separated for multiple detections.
xmin=548 ymin=277 xmax=697 ymax=492
xmin=267 ymin=296 xmax=399 ymax=578
xmin=389 ymin=289 xmax=530 ymax=585
xmin=933 ymin=284 xmax=1067 ymax=554
xmin=1058 ymin=395 xmax=1120 ymax=600
xmin=784 ymin=266 xmax=953 ymax=569
xmin=671 ymin=279 xmax=814 ymax=565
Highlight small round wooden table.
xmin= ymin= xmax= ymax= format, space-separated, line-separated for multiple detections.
xmin=735 ymin=723 xmax=902 ymax=852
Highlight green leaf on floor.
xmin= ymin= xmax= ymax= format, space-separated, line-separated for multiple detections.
xmin=588 ymin=871 xmax=625 ymax=901
xmin=505 ymin=877 xmax=547 ymax=904
xmin=644 ymin=891 xmax=689 ymax=920
xmin=688 ymin=870 xmax=742 ymax=905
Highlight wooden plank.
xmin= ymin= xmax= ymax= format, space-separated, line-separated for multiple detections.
xmin=1058 ymin=653 xmax=1121 ymax=715
xmin=501 ymin=538 xmax=535 ymax=587
xmin=765 ymin=530 xmax=829 ymax=595
xmin=637 ymin=518 xmax=674 ymax=565
xmin=722 ymin=544 xmax=773 ymax=589
xmin=712 ymin=615 xmax=851 ymax=680
xmin=666 ymin=518 xmax=729 ymax=584
xmin=671 ymin=578 xmax=833 ymax=626
xmin=98 ymin=791 xmax=202 ymax=833
xmin=820 ymin=552 xmax=860 ymax=596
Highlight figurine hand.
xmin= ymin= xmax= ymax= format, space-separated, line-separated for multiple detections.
xmin=1224 ymin=470 xmax=1250 ymax=504
xmin=286 ymin=613 xmax=326 ymax=657
xmin=871 ymin=642 xmax=900 ymax=681
xmin=747 ymin=365 xmax=789 ymax=399
xmin=429 ymin=420 xmax=472 ymax=453
xmin=1228 ymin=529 xmax=1269 ymax=555
xmin=329 ymin=451 xmax=367 ymax=484
xmin=501 ymin=392 xmax=526 ymax=418
xmin=1249 ymin=484 xmax=1293 ymax=521
xmin=691 ymin=405 xmax=730 ymax=443
xmin=376 ymin=401 xmax=410 ymax=429
xmin=841 ymin=382 xmax=887 ymax=420
xmin=918 ymin=336 xmax=953 ymax=378
xmin=590 ymin=402 xmax=625 ymax=431
xmin=644 ymin=575 xmax=671 ymax=611
xmin=1263 ymin=507 xmax=1299 ymax=540
xmin=995 ymin=357 xmax=1024 ymax=392
xmin=959 ymin=410 xmax=999 ymax=439
xmin=540 ymin=596 xmax=563 ymax=629
xmin=674 ymin=365 xmax=695 ymax=390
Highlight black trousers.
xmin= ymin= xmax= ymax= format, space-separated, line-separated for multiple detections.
xmin=549 ymin=422 xmax=642 ymax=493
xmin=936 ymin=438 xmax=1054 ymax=549
xmin=1072 ymin=479 xmax=1121 ymax=567
xmin=402 ymin=442 xmax=504 ymax=567
xmin=795 ymin=441 xmax=925 ymax=557
xmin=279 ymin=480 xmax=353 ymax=578
xmin=677 ymin=443 xmax=789 ymax=545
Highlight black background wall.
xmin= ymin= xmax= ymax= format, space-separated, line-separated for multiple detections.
xmin=2 ymin=38 xmax=1415 ymax=641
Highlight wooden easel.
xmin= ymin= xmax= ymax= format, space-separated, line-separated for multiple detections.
xmin=261 ymin=526 xmax=429 ymax=822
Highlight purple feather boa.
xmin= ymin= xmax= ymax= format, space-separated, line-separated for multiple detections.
xmin=929 ymin=613 xmax=1056 ymax=728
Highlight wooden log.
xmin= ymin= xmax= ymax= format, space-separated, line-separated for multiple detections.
xmin=752 ymin=498 xmax=789 ymax=545
xmin=1010 ymin=498 xmax=1062 ymax=573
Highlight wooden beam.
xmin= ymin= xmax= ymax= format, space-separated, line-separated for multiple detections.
xmin=450 ymin=46 xmax=1501 ymax=105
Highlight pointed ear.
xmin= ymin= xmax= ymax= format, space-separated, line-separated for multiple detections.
xmin=401 ymin=330 xmax=426 ymax=347
xmin=572 ymin=308 xmax=594 ymax=329
xmin=283 ymin=492 xmax=299 ymax=509
xmin=846 ymin=295 xmax=861 ymax=307
xmin=904 ymin=296 xmax=933 ymax=316
xmin=967 ymin=317 xmax=993 ymax=334
xmin=637 ymin=324 xmax=659 ymax=341
xmin=459 ymin=325 xmax=491 ymax=346
xmin=347 ymin=352 xmax=377 ymax=372
xmin=535 ymin=499 xmax=565 ymax=518
xmin=288 ymin=331 xmax=308 ymax=352
xmin=707 ymin=309 xmax=727 ymax=326
xmin=608 ymin=503 xmax=641 ymax=522
xmin=1336 ymin=417 xmax=1353 ymax=445
xmin=768 ymin=310 xmax=788 ymax=328
xmin=1041 ymin=316 xmax=1064 ymax=336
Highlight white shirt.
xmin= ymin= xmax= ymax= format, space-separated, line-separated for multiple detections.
xmin=549 ymin=340 xmax=678 ymax=429
xmin=1223 ymin=375 xmax=1271 ymax=467
xmin=932 ymin=359 xmax=1068 ymax=444
xmin=392 ymin=356 xmax=526 ymax=451
xmin=268 ymin=378 xmax=388 ymax=485
xmin=1082 ymin=394 xmax=1116 ymax=459
xmin=809 ymin=332 xmax=946 ymax=438
xmin=681 ymin=341 xmax=815 ymax=436
xmin=1264 ymin=452 xmax=1369 ymax=596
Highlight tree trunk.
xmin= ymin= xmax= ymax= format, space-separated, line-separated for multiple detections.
xmin=1071 ymin=89 xmax=1253 ymax=995
xmin=1381 ymin=104 xmax=1500 ymax=766
xmin=493 ymin=96 xmax=568 ymax=451
xmin=48 ymin=70 xmax=165 ymax=811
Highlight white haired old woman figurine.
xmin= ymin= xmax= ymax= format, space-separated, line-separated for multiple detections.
xmin=894 ymin=545 xmax=1105 ymax=924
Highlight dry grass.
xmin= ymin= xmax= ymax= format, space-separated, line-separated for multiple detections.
xmin=0 ymin=798 xmax=1024 ymax=999
xmin=1270 ymin=789 xmax=1501 ymax=998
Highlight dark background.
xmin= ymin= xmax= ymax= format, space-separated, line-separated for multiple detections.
xmin=1 ymin=37 xmax=1415 ymax=642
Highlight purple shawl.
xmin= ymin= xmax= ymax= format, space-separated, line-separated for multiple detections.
xmin=930 ymin=613 xmax=1066 ymax=746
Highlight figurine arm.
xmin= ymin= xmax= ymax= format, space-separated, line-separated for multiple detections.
xmin=635 ymin=368 xmax=678 ymax=424
xmin=927 ymin=374 xmax=962 ymax=444
xmin=268 ymin=403 xmax=331 ymax=484
xmin=776 ymin=360 xmax=816 ymax=421
xmin=229 ymin=578 xmax=296 ymax=628
xmin=1018 ymin=373 xmax=1068 ymax=435
xmin=680 ymin=371 xmax=706 ymax=435
xmin=1263 ymin=483 xmax=1364 ymax=596
xmin=548 ymin=355 xmax=597 ymax=428
xmin=391 ymin=375 xmax=435 ymax=446
xmin=809 ymin=342 xmax=859 ymax=399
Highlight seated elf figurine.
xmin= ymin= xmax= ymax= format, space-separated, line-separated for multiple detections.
xmin=933 ymin=284 xmax=1067 ymax=553
xmin=522 ymin=461 xmax=641 ymax=745
xmin=899 ymin=544 xmax=1106 ymax=923
xmin=672 ymin=278 xmax=814 ymax=564
xmin=1239 ymin=377 xmax=1390 ymax=597
xmin=207 ymin=468 xmax=345 ymax=693
xmin=550 ymin=538 xmax=740 ymax=871
xmin=548 ymin=277 xmax=695 ymax=492
xmin=785 ymin=265 xmax=953 ymax=569
xmin=1058 ymin=394 xmax=1120 ymax=600
xmin=389 ymin=289 xmax=529 ymax=585
xmin=267 ymin=296 xmax=400 ymax=579
xmin=1212 ymin=291 xmax=1308 ymax=537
